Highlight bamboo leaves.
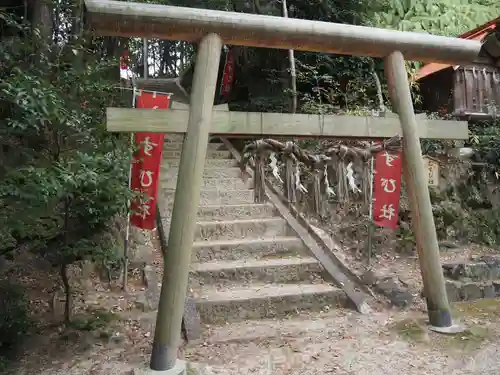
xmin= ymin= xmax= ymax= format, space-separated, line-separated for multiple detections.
xmin=374 ymin=0 xmax=500 ymax=37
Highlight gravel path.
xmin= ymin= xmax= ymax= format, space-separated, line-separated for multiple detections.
xmin=12 ymin=301 xmax=500 ymax=375
xmin=185 ymin=306 xmax=500 ymax=375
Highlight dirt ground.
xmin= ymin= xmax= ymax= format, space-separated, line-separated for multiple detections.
xmin=7 ymin=228 xmax=500 ymax=375
xmin=185 ymin=302 xmax=500 ymax=375
xmin=11 ymin=300 xmax=500 ymax=375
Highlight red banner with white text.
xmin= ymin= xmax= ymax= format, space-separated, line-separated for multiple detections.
xmin=120 ymin=50 xmax=130 ymax=80
xmin=220 ymin=47 xmax=235 ymax=99
xmin=130 ymin=91 xmax=170 ymax=230
xmin=372 ymin=149 xmax=403 ymax=230
xmin=120 ymin=50 xmax=129 ymax=70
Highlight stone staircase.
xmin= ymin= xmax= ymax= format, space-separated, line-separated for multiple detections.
xmin=159 ymin=135 xmax=348 ymax=326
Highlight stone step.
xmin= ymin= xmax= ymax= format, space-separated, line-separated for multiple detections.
xmin=160 ymin=203 xmax=277 ymax=224
xmin=194 ymin=218 xmax=290 ymax=241
xmin=196 ymin=203 xmax=276 ymax=221
xmin=445 ymin=279 xmax=500 ymax=302
xmin=163 ymin=158 xmax=237 ymax=168
xmin=442 ymin=256 xmax=500 ymax=282
xmin=163 ymin=142 xmax=225 ymax=151
xmin=163 ymin=133 xmax=224 ymax=142
xmin=189 ymin=257 xmax=322 ymax=287
xmin=162 ymin=189 xmax=254 ymax=206
xmin=197 ymin=310 xmax=341 ymax=345
xmin=164 ymin=134 xmax=185 ymax=142
xmin=161 ymin=177 xmax=249 ymax=190
xmin=193 ymin=282 xmax=346 ymax=324
xmin=163 ymin=149 xmax=232 ymax=159
xmin=161 ymin=167 xmax=242 ymax=179
xmin=192 ymin=236 xmax=304 ymax=262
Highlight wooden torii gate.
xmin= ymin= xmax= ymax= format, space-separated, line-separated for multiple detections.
xmin=84 ymin=0 xmax=496 ymax=372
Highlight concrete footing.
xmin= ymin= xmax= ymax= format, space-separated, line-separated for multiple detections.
xmin=134 ymin=360 xmax=187 ymax=375
xmin=429 ymin=323 xmax=466 ymax=335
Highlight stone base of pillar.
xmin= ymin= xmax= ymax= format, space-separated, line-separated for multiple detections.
xmin=133 ymin=360 xmax=187 ymax=375
xmin=429 ymin=323 xmax=466 ymax=335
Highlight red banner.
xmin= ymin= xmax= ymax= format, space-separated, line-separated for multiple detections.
xmin=129 ymin=91 xmax=170 ymax=230
xmin=120 ymin=50 xmax=129 ymax=70
xmin=120 ymin=50 xmax=130 ymax=79
xmin=372 ymin=149 xmax=403 ymax=230
xmin=220 ymin=47 xmax=235 ymax=99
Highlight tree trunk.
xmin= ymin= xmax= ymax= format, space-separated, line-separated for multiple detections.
xmin=60 ymin=263 xmax=71 ymax=323
xmin=281 ymin=0 xmax=297 ymax=114
xmin=156 ymin=205 xmax=168 ymax=257
xmin=310 ymin=169 xmax=322 ymax=216
xmin=70 ymin=0 xmax=84 ymax=42
xmin=284 ymin=157 xmax=297 ymax=204
xmin=254 ymin=154 xmax=266 ymax=203
xmin=62 ymin=196 xmax=72 ymax=323
xmin=143 ymin=38 xmax=148 ymax=78
xmin=371 ymin=59 xmax=386 ymax=112
xmin=32 ymin=0 xmax=52 ymax=42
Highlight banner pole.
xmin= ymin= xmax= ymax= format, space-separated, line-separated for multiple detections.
xmin=367 ymin=154 xmax=374 ymax=267
xmin=143 ymin=38 xmax=148 ymax=79
xmin=122 ymin=88 xmax=137 ymax=292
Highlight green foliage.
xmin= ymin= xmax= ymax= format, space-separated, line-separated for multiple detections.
xmin=432 ymin=201 xmax=467 ymax=240
xmin=466 ymin=210 xmax=500 ymax=246
xmin=71 ymin=309 xmax=118 ymax=331
xmin=371 ymin=0 xmax=500 ymax=72
xmin=372 ymin=0 xmax=499 ymax=36
xmin=296 ymin=56 xmax=382 ymax=114
xmin=426 ymin=174 xmax=500 ymax=246
xmin=0 ymin=281 xmax=35 ymax=358
xmin=0 ymin=12 xmax=131 ymax=268
xmin=470 ymin=120 xmax=500 ymax=176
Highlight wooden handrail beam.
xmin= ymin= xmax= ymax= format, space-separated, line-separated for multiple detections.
xmin=106 ymin=107 xmax=469 ymax=140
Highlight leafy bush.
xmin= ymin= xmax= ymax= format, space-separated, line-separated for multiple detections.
xmin=0 ymin=12 xmax=134 ymax=322
xmin=71 ymin=309 xmax=118 ymax=332
xmin=466 ymin=210 xmax=500 ymax=247
xmin=0 ymin=281 xmax=34 ymax=356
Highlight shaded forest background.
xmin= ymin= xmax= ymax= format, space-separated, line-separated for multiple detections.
xmin=0 ymin=0 xmax=499 ymax=369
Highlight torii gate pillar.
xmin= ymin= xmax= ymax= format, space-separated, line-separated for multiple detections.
xmin=384 ymin=52 xmax=454 ymax=330
xmin=149 ymin=33 xmax=223 ymax=372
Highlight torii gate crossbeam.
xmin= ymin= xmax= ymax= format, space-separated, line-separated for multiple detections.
xmin=84 ymin=1 xmax=497 ymax=373
xmin=84 ymin=0 xmax=483 ymax=64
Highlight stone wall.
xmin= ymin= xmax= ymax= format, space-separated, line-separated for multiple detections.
xmin=443 ymin=255 xmax=500 ymax=302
